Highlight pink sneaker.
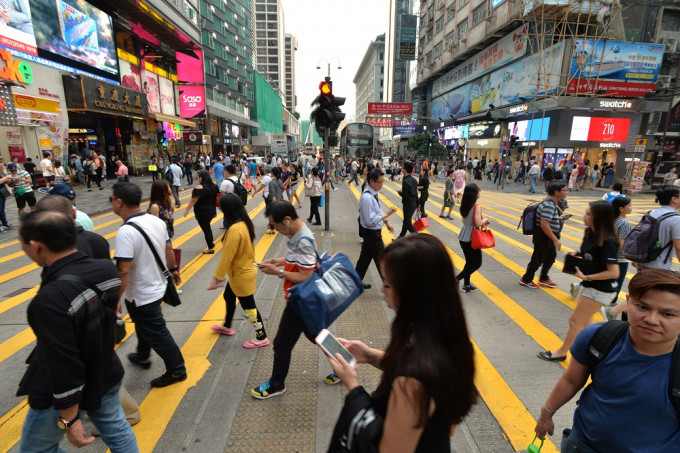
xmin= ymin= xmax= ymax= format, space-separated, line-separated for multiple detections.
xmin=519 ymin=278 xmax=539 ymax=289
xmin=538 ymin=279 xmax=558 ymax=288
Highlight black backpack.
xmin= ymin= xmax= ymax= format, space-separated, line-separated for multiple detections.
xmin=587 ymin=320 xmax=680 ymax=420
xmin=229 ymin=177 xmax=248 ymax=206
xmin=518 ymin=202 xmax=540 ymax=235
xmin=622 ymin=211 xmax=679 ymax=263
xmin=164 ymin=167 xmax=174 ymax=184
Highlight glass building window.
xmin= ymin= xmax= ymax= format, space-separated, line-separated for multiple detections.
xmin=472 ymin=4 xmax=487 ymax=25
xmin=457 ymin=19 xmax=468 ymax=39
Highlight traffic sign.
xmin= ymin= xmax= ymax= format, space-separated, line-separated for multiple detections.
xmin=635 ymin=138 xmax=647 ymax=146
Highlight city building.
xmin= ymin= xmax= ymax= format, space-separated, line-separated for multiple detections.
xmin=284 ymin=33 xmax=298 ymax=113
xmin=253 ymin=0 xmax=285 ymax=93
xmin=199 ymin=0 xmax=258 ymax=156
xmin=353 ymin=34 xmax=386 ymax=122
xmin=385 ymin=0 xmax=413 ymax=104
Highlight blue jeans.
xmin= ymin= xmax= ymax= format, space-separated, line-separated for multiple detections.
xmin=0 ymin=193 xmax=9 ymax=226
xmin=19 ymin=381 xmax=139 ymax=453
xmin=561 ymin=427 xmax=598 ymax=452
xmin=530 ymin=174 xmax=538 ymax=193
xmin=125 ymin=299 xmax=186 ymax=375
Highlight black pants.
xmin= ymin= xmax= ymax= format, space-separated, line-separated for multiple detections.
xmin=355 ymin=229 xmax=385 ymax=281
xmin=418 ymin=192 xmax=428 ymax=216
xmin=222 ymin=283 xmax=266 ymax=340
xmin=399 ymin=203 xmax=417 ymax=237
xmin=95 ymin=168 xmax=103 ymax=188
xmin=308 ymin=196 xmax=321 ymax=223
xmin=195 ymin=213 xmax=215 ymax=249
xmin=125 ymin=299 xmax=186 ymax=374
xmin=522 ymin=230 xmax=558 ymax=282
xmin=457 ymin=240 xmax=482 ymax=285
xmin=270 ymin=303 xmax=316 ymax=389
xmin=185 ymin=169 xmax=193 ymax=185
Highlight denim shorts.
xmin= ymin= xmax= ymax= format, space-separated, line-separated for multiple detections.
xmin=580 ymin=286 xmax=615 ymax=305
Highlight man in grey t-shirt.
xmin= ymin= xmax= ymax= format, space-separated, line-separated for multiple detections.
xmin=439 ymin=169 xmax=455 ymax=218
xmin=520 ymin=182 xmax=567 ymax=289
xmin=638 ymin=186 xmax=680 ymax=271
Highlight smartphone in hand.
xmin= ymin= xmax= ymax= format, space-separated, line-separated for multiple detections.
xmin=315 ymin=329 xmax=357 ymax=366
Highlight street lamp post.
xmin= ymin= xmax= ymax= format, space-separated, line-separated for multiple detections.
xmin=316 ymin=59 xmax=341 ymax=231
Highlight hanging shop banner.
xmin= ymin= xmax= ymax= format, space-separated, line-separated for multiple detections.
xmin=159 ymin=76 xmax=175 ymax=116
xmin=178 ymin=85 xmax=205 ymax=118
xmin=398 ymin=14 xmax=417 ymax=61
xmin=0 ymin=0 xmax=38 ymax=56
xmin=183 ymin=131 xmax=202 ymax=145
xmin=432 ymin=25 xmax=529 ymax=95
xmin=393 ymin=119 xmax=418 ymax=135
xmin=368 ymin=102 xmax=412 ymax=115
xmin=570 ymin=40 xmax=664 ymax=83
xmin=63 ymin=74 xmax=148 ymax=118
xmin=431 ymin=41 xmax=565 ymax=119
xmin=37 ymin=125 xmax=66 ymax=157
xmin=628 ymin=160 xmax=649 ymax=192
xmin=566 ymin=79 xmax=656 ymax=97
xmin=120 ymin=59 xmax=142 ymax=91
xmin=365 ymin=116 xmax=393 ymax=128
xmin=142 ymin=69 xmax=160 ymax=112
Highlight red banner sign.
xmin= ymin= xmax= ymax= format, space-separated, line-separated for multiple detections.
xmin=566 ymin=80 xmax=655 ymax=98
xmin=367 ymin=102 xmax=413 ymax=114
xmin=365 ymin=116 xmax=393 ymax=128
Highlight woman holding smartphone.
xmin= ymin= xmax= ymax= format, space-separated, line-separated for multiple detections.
xmin=208 ymin=193 xmax=268 ymax=348
xmin=538 ymin=200 xmax=619 ymax=362
xmin=327 ymin=234 xmax=476 ymax=452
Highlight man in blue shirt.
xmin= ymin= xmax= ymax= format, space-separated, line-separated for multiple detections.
xmin=354 ymin=169 xmax=396 ymax=289
xmin=535 ymin=269 xmax=680 ymax=452
xmin=211 ymin=161 xmax=224 ymax=188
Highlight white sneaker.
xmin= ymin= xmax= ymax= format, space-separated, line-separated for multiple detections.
xmin=570 ymin=282 xmax=580 ymax=299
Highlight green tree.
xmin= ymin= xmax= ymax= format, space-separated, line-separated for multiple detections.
xmin=407 ymin=133 xmax=447 ymax=156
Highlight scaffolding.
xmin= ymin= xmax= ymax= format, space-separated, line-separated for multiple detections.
xmin=519 ymin=0 xmax=628 ymax=100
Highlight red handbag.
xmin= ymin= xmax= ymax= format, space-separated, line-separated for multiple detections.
xmin=413 ymin=211 xmax=429 ymax=232
xmin=470 ymin=204 xmax=495 ymax=249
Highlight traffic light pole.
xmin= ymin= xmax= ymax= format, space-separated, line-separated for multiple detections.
xmin=324 ymin=126 xmax=330 ymax=231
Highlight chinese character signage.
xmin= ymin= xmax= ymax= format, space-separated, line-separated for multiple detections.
xmin=365 ymin=116 xmax=393 ymax=128
xmin=433 ymin=25 xmax=528 ymax=95
xmin=63 ymin=74 xmax=148 ymax=118
xmin=398 ymin=14 xmax=417 ymax=61
xmin=570 ymin=40 xmax=664 ymax=83
xmin=178 ymin=85 xmax=205 ymax=119
xmin=368 ymin=102 xmax=413 ymax=115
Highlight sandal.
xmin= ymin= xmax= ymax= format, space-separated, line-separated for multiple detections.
xmin=243 ymin=338 xmax=270 ymax=349
xmin=203 ymin=249 xmax=215 ymax=254
xmin=210 ymin=325 xmax=235 ymax=336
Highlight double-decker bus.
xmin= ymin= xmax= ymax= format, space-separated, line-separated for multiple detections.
xmin=339 ymin=122 xmax=374 ymax=160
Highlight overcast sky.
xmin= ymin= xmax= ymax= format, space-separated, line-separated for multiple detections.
xmin=280 ymin=0 xmax=389 ymax=127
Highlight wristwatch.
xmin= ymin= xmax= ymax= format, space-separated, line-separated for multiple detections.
xmin=278 ymin=269 xmax=284 ymax=279
xmin=57 ymin=413 xmax=80 ymax=430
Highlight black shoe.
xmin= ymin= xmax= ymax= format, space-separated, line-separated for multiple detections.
xmin=461 ymin=284 xmax=477 ymax=293
xmin=306 ymin=218 xmax=312 ymax=222
xmin=362 ymin=282 xmax=372 ymax=289
xmin=313 ymin=222 xmax=322 ymax=225
xmin=150 ymin=371 xmax=187 ymax=388
xmin=127 ymin=353 xmax=151 ymax=369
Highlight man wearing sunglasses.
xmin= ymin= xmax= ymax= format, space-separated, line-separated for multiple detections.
xmin=7 ymin=162 xmax=36 ymax=215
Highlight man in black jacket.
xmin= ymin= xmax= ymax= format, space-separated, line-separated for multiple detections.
xmin=16 ymin=210 xmax=138 ymax=452
xmin=398 ymin=161 xmax=418 ymax=238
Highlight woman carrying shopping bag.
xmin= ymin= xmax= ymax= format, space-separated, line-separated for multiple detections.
xmin=456 ymin=184 xmax=489 ymax=293
xmin=305 ymin=167 xmax=322 ymax=225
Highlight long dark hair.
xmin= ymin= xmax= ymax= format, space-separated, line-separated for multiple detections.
xmin=220 ymin=193 xmax=255 ymax=242
xmin=149 ymin=180 xmax=172 ymax=211
xmin=612 ymin=196 xmax=631 ymax=219
xmin=198 ymin=170 xmax=216 ymax=191
xmin=586 ymin=200 xmax=616 ymax=246
xmin=459 ymin=183 xmax=480 ymax=218
xmin=376 ymin=235 xmax=476 ymax=426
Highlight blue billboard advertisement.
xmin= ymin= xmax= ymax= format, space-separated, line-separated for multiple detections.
xmin=432 ymin=41 xmax=566 ymax=119
xmin=570 ymin=39 xmax=664 ymax=83
xmin=393 ymin=118 xmax=418 ymax=135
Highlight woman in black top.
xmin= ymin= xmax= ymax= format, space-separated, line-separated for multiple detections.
xmin=327 ymin=235 xmax=476 ymax=452
xmin=417 ymin=166 xmax=429 ymax=218
xmin=538 ymin=200 xmax=619 ymax=362
xmin=183 ymin=170 xmax=217 ymax=253
xmin=284 ymin=164 xmax=302 ymax=208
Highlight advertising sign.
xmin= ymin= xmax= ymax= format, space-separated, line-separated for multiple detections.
xmin=0 ymin=0 xmax=37 ymax=56
xmin=467 ymin=122 xmax=502 ymax=139
xmin=159 ymin=76 xmax=175 ymax=116
xmin=433 ymin=25 xmax=529 ymax=95
xmin=569 ymin=116 xmax=630 ymax=142
xmin=432 ymin=41 xmax=565 ymax=118
xmin=183 ymin=131 xmax=202 ymax=145
xmin=142 ymin=69 xmax=160 ymax=112
xmin=393 ymin=119 xmax=418 ymax=135
xmin=628 ymin=160 xmax=649 ymax=192
xmin=398 ymin=14 xmax=417 ymax=61
xmin=31 ymin=0 xmax=118 ymax=76
xmin=63 ymin=75 xmax=148 ymax=118
xmin=365 ymin=116 xmax=393 ymax=128
xmin=178 ymin=85 xmax=205 ymax=118
xmin=570 ymin=40 xmax=664 ymax=83
xmin=566 ymin=79 xmax=656 ymax=97
xmin=119 ymin=59 xmax=141 ymax=91
xmin=508 ymin=118 xmax=551 ymax=141
xmin=368 ymin=102 xmax=412 ymax=114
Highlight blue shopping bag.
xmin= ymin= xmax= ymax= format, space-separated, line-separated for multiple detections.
xmin=319 ymin=192 xmax=324 ymax=207
xmin=287 ymin=238 xmax=363 ymax=336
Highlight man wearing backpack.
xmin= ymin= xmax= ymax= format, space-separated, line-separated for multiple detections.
xmin=535 ymin=269 xmax=680 ymax=451
xmin=520 ymin=182 xmax=567 ymax=289
xmin=634 ymin=186 xmax=680 ymax=271
xmin=219 ymin=165 xmax=248 ymax=228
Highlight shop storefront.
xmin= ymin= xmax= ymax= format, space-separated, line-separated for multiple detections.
xmin=465 ymin=122 xmax=503 ymax=161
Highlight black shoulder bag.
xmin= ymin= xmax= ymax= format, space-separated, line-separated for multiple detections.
xmin=127 ymin=222 xmax=182 ymax=307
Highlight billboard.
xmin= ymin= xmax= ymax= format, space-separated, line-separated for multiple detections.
xmin=31 ymin=0 xmax=118 ymax=76
xmin=368 ymin=102 xmax=412 ymax=114
xmin=0 ymin=0 xmax=37 ymax=55
xmin=365 ymin=116 xmax=392 ymax=128
xmin=566 ymin=79 xmax=656 ymax=97
xmin=398 ymin=14 xmax=417 ymax=60
xmin=119 ymin=59 xmax=141 ymax=91
xmin=433 ymin=25 xmax=529 ymax=95
xmin=570 ymin=40 xmax=664 ymax=83
xmin=432 ymin=41 xmax=566 ymax=119
xmin=569 ymin=116 xmax=630 ymax=142
xmin=178 ymin=85 xmax=204 ymax=118
xmin=159 ymin=76 xmax=175 ymax=116
xmin=508 ymin=118 xmax=551 ymax=141
xmin=142 ymin=69 xmax=160 ymax=112
xmin=393 ymin=119 xmax=418 ymax=135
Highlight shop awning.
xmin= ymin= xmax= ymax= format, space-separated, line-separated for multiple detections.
xmin=151 ymin=112 xmax=197 ymax=128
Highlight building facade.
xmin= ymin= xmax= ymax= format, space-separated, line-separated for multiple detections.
xmin=353 ymin=35 xmax=386 ymax=122
xmin=284 ymin=34 xmax=298 ymax=113
xmin=253 ymin=0 xmax=285 ymax=93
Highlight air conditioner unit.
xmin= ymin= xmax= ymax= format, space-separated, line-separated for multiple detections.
xmin=657 ymin=75 xmax=671 ymax=89
xmin=663 ymin=38 xmax=678 ymax=53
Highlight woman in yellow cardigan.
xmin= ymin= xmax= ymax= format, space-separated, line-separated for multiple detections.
xmin=208 ymin=193 xmax=269 ymax=348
